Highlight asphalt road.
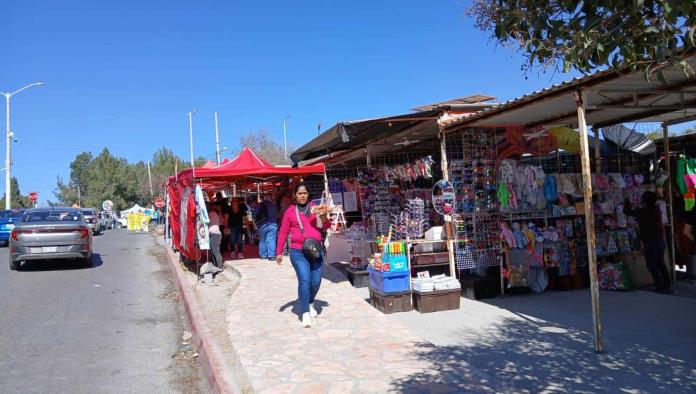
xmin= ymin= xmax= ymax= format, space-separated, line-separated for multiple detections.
xmin=0 ymin=229 xmax=205 ymax=393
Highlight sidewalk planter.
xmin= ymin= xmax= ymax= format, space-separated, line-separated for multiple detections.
xmin=368 ymin=266 xmax=411 ymax=293
xmin=413 ymin=289 xmax=460 ymax=313
xmin=369 ymin=288 xmax=413 ymax=314
xmin=346 ymin=266 xmax=370 ymax=288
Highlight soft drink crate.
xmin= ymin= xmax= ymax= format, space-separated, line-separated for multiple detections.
xmin=368 ymin=266 xmax=411 ymax=293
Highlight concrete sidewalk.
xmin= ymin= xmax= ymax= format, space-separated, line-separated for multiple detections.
xmin=221 ymin=258 xmax=489 ymax=393
xmin=192 ymin=252 xmax=696 ymax=393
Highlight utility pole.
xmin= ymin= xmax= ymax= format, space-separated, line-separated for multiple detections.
xmin=77 ymin=185 xmax=81 ymax=208
xmin=1 ymin=82 xmax=43 ymax=210
xmin=147 ymin=161 xmax=154 ymax=197
xmin=188 ymin=110 xmax=196 ymax=177
xmin=282 ymin=116 xmax=290 ymax=161
xmin=214 ymin=112 xmax=221 ymax=165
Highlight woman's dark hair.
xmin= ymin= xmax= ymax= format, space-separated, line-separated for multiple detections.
xmin=294 ymin=182 xmax=309 ymax=195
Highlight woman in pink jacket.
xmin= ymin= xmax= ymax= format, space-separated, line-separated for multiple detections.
xmin=275 ymin=183 xmax=330 ymax=328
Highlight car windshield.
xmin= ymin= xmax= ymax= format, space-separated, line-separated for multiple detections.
xmin=81 ymin=209 xmax=95 ymax=216
xmin=0 ymin=210 xmax=23 ymax=219
xmin=23 ymin=210 xmax=83 ymax=222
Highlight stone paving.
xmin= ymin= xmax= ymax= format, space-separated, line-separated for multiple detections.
xmin=224 ymin=258 xmax=488 ymax=394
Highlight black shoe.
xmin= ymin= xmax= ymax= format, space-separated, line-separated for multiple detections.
xmin=268 ymin=257 xmax=275 ymax=261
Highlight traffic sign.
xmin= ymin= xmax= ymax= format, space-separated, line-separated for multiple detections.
xmin=153 ymin=197 xmax=165 ymax=209
xmin=28 ymin=192 xmax=38 ymax=202
xmin=102 ymin=200 xmax=114 ymax=211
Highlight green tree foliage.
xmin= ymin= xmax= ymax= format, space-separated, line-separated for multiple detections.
xmin=238 ymin=129 xmax=293 ymax=165
xmin=0 ymin=177 xmax=34 ymax=209
xmin=467 ymin=0 xmax=696 ymax=77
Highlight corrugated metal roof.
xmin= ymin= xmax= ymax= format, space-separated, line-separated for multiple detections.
xmin=444 ymin=54 xmax=696 ymax=130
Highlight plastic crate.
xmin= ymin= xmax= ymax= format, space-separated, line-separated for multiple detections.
xmin=369 ymin=288 xmax=413 ymax=314
xmin=346 ymin=266 xmax=370 ymax=288
xmin=413 ymin=289 xmax=461 ymax=313
xmin=368 ymin=266 xmax=411 ymax=293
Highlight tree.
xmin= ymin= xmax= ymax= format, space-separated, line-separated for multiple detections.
xmin=467 ymin=0 xmax=696 ymax=77
xmin=0 ymin=177 xmax=33 ymax=208
xmin=237 ymin=129 xmax=292 ymax=165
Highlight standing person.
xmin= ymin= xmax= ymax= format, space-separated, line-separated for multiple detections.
xmin=207 ymin=202 xmax=225 ymax=269
xmin=255 ymin=195 xmax=279 ymax=261
xmin=276 ymin=183 xmax=330 ymax=328
xmin=215 ymin=192 xmax=232 ymax=253
xmin=625 ymin=191 xmax=672 ymax=293
xmin=228 ymin=198 xmax=247 ymax=259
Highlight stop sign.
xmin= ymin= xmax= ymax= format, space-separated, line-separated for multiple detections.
xmin=28 ymin=192 xmax=38 ymax=202
xmin=153 ymin=197 xmax=165 ymax=208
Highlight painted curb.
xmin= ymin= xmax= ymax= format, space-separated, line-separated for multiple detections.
xmin=164 ymin=246 xmax=244 ymax=394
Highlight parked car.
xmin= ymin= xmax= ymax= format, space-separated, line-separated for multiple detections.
xmin=9 ymin=207 xmax=93 ymax=270
xmin=81 ymin=208 xmax=101 ymax=235
xmin=0 ymin=209 xmax=25 ymax=246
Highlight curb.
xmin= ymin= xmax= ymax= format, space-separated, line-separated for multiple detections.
xmin=164 ymin=245 xmax=244 ymax=394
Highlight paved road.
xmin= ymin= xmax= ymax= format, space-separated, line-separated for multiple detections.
xmin=0 ymin=229 xmax=205 ymax=393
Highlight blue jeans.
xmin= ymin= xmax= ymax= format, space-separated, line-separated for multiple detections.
xmin=229 ymin=226 xmax=244 ymax=254
xmin=258 ymin=223 xmax=278 ymax=259
xmin=289 ymin=249 xmax=323 ymax=314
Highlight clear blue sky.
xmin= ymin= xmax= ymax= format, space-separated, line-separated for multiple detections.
xmin=2 ymin=0 xmax=675 ymax=206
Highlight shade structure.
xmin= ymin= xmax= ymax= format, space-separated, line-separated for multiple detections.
xmin=176 ymin=147 xmax=325 ymax=185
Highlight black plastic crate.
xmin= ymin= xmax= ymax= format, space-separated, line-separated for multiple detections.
xmin=413 ymin=289 xmax=461 ymax=313
xmin=369 ymin=288 xmax=413 ymax=314
xmin=346 ymin=266 xmax=370 ymax=288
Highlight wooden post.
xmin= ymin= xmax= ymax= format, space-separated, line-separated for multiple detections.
xmin=438 ymin=126 xmax=457 ymax=278
xmin=663 ymin=123 xmax=677 ymax=283
xmin=574 ymin=89 xmax=604 ymax=353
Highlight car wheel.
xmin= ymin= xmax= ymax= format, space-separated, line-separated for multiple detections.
xmin=82 ymin=256 xmax=93 ymax=267
xmin=9 ymin=258 xmax=19 ymax=271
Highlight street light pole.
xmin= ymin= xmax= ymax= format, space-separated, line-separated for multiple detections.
xmin=282 ymin=115 xmax=290 ymax=162
xmin=214 ymin=112 xmax=221 ymax=165
xmin=188 ymin=110 xmax=196 ymax=178
xmin=1 ymin=82 xmax=43 ymax=209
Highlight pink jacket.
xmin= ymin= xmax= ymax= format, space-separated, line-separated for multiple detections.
xmin=276 ymin=204 xmax=331 ymax=256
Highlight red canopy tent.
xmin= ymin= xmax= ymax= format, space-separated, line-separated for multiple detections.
xmin=176 ymin=147 xmax=325 ymax=186
xmin=166 ymin=148 xmax=325 ymax=260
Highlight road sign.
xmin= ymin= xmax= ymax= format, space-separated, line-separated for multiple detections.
xmin=28 ymin=192 xmax=38 ymax=202
xmin=102 ymin=200 xmax=114 ymax=211
xmin=153 ymin=197 xmax=165 ymax=209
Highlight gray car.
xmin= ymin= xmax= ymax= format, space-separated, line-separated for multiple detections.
xmin=9 ymin=208 xmax=93 ymax=270
xmin=81 ymin=208 xmax=101 ymax=235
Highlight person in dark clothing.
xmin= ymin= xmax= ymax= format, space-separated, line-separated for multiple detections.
xmin=228 ymin=198 xmax=247 ymax=258
xmin=215 ymin=192 xmax=232 ymax=253
xmin=624 ymin=191 xmax=672 ymax=293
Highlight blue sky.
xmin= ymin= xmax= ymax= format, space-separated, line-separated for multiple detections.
xmin=1 ymin=0 xmax=675 ymax=206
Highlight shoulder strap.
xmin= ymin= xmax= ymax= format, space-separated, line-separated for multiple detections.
xmin=294 ymin=205 xmax=305 ymax=235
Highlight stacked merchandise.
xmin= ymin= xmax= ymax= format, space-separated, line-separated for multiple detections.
xmin=448 ymin=130 xmax=502 ymax=271
xmin=412 ymin=274 xmax=461 ymax=292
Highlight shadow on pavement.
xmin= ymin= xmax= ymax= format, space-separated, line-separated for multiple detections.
xmin=390 ymin=315 xmax=696 ymax=393
xmin=18 ymin=253 xmax=104 ymax=271
xmin=279 ymin=299 xmax=330 ymax=320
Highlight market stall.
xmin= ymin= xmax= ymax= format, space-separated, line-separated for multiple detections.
xmin=167 ymin=148 xmax=325 ymax=263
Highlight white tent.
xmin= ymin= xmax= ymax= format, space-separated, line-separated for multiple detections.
xmin=120 ymin=204 xmax=154 ymax=217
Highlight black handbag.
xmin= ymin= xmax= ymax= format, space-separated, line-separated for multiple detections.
xmin=295 ymin=206 xmax=324 ymax=262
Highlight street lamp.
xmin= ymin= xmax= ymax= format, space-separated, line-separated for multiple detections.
xmin=1 ymin=82 xmax=44 ymax=209
xmin=282 ymin=115 xmax=290 ymax=162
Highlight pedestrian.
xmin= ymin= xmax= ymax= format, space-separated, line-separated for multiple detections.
xmin=254 ymin=195 xmax=279 ymax=261
xmin=275 ymin=183 xmax=330 ymax=328
xmin=207 ymin=202 xmax=225 ymax=269
xmin=228 ymin=198 xmax=247 ymax=259
xmin=624 ymin=191 xmax=672 ymax=293
xmin=215 ymin=192 xmax=232 ymax=253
